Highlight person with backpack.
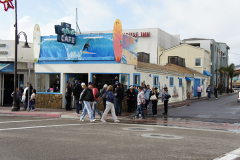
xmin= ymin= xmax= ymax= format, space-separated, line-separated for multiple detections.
xmin=92 ymin=85 xmax=102 ymax=119
xmin=161 ymin=87 xmax=171 ymax=115
xmin=73 ymin=80 xmax=83 ymax=114
xmin=101 ymin=85 xmax=120 ymax=123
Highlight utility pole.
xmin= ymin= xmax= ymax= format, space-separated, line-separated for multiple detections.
xmin=216 ymin=48 xmax=218 ymax=87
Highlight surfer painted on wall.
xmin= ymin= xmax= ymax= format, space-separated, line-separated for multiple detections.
xmin=83 ymin=42 xmax=92 ymax=51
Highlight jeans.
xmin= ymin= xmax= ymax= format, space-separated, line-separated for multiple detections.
xmin=208 ymin=92 xmax=211 ymax=99
xmin=81 ymin=100 xmax=84 ymax=111
xmin=135 ymin=104 xmax=145 ymax=118
xmin=214 ymin=93 xmax=218 ymax=98
xmin=115 ymin=98 xmax=122 ymax=116
xmin=101 ymin=101 xmax=118 ymax=121
xmin=145 ymin=100 xmax=149 ymax=109
xmin=92 ymin=100 xmax=102 ymax=118
xmin=29 ymin=104 xmax=35 ymax=110
xmin=102 ymin=98 xmax=107 ymax=111
xmin=75 ymin=99 xmax=80 ymax=114
xmin=23 ymin=102 xmax=28 ymax=110
xmin=197 ymin=92 xmax=201 ymax=98
xmin=80 ymin=101 xmax=94 ymax=121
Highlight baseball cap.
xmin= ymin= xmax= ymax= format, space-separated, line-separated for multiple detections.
xmin=81 ymin=82 xmax=85 ymax=86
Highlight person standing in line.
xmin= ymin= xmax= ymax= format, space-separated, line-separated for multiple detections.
xmin=92 ymin=85 xmax=102 ymax=119
xmin=11 ymin=87 xmax=22 ymax=111
xmin=29 ymin=89 xmax=36 ymax=111
xmin=81 ymin=83 xmax=87 ymax=111
xmin=115 ymin=83 xmax=124 ymax=116
xmin=151 ymin=87 xmax=159 ymax=116
xmin=196 ymin=84 xmax=202 ymax=99
xmin=22 ymin=82 xmax=30 ymax=111
xmin=135 ymin=86 xmax=145 ymax=119
xmin=65 ymin=82 xmax=72 ymax=111
xmin=214 ymin=85 xmax=218 ymax=99
xmin=133 ymin=85 xmax=138 ymax=112
xmin=73 ymin=80 xmax=83 ymax=114
xmin=101 ymin=85 xmax=120 ymax=123
xmin=127 ymin=86 xmax=135 ymax=112
xmin=100 ymin=84 xmax=108 ymax=111
xmin=206 ymin=85 xmax=213 ymax=100
xmin=79 ymin=82 xmax=96 ymax=122
xmin=148 ymin=87 xmax=154 ymax=115
xmin=119 ymin=83 xmax=125 ymax=115
xmin=161 ymin=87 xmax=171 ymax=115
xmin=144 ymin=85 xmax=151 ymax=110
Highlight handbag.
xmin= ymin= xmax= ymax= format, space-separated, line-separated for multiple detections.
xmin=21 ymin=95 xmax=26 ymax=102
xmin=150 ymin=94 xmax=157 ymax=100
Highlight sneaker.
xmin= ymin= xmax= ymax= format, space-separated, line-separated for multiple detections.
xmin=31 ymin=109 xmax=35 ymax=111
xmin=90 ymin=119 xmax=96 ymax=122
xmin=134 ymin=116 xmax=138 ymax=119
xmin=80 ymin=118 xmax=84 ymax=121
xmin=216 ymin=98 xmax=217 ymax=99
xmin=114 ymin=120 xmax=120 ymax=123
xmin=101 ymin=119 xmax=106 ymax=123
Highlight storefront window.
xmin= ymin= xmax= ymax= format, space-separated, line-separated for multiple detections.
xmin=36 ymin=74 xmax=60 ymax=93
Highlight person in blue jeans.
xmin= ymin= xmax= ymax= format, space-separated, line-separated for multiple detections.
xmin=135 ymin=86 xmax=145 ymax=119
xmin=206 ymin=85 xmax=213 ymax=100
xmin=92 ymin=85 xmax=102 ymax=119
xmin=29 ymin=89 xmax=36 ymax=111
xmin=79 ymin=82 xmax=96 ymax=122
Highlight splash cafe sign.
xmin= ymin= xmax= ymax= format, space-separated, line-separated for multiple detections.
xmin=124 ymin=32 xmax=150 ymax=37
xmin=55 ymin=22 xmax=76 ymax=45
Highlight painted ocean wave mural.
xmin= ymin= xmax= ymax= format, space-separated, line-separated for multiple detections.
xmin=39 ymin=35 xmax=115 ymax=61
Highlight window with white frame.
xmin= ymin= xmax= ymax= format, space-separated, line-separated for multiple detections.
xmin=36 ymin=74 xmax=60 ymax=93
xmin=195 ymin=58 xmax=201 ymax=66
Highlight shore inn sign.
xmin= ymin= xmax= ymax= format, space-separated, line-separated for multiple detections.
xmin=55 ymin=22 xmax=76 ymax=45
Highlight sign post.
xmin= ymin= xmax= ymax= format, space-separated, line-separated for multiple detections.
xmin=27 ymin=63 xmax=33 ymax=112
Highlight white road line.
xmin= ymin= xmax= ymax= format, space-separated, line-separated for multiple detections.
xmin=0 ymin=124 xmax=84 ymax=131
xmin=214 ymin=148 xmax=240 ymax=160
xmin=0 ymin=118 xmax=59 ymax=124
xmin=108 ymin=123 xmax=235 ymax=133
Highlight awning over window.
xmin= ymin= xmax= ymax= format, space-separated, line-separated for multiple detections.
xmin=185 ymin=77 xmax=194 ymax=81
xmin=0 ymin=63 xmax=10 ymax=71
xmin=203 ymin=70 xmax=212 ymax=76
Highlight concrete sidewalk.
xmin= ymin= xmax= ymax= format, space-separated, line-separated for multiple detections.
xmin=0 ymin=92 xmax=234 ymax=120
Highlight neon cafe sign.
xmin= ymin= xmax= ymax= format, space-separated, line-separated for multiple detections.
xmin=55 ymin=22 xmax=76 ymax=45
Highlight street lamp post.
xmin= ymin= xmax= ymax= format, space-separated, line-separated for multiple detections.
xmin=11 ymin=0 xmax=30 ymax=111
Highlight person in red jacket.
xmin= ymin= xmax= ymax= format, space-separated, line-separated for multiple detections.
xmin=92 ymin=85 xmax=102 ymax=119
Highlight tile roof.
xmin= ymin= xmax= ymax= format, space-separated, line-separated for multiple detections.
xmin=137 ymin=62 xmax=204 ymax=76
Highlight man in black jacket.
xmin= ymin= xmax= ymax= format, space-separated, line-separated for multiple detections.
xmin=79 ymin=82 xmax=96 ymax=122
xmin=115 ymin=83 xmax=124 ymax=116
xmin=73 ymin=80 xmax=83 ymax=114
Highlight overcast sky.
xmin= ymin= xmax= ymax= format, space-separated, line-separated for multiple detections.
xmin=0 ymin=0 xmax=239 ymax=65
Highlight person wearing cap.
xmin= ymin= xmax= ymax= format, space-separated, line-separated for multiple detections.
xmin=73 ymin=80 xmax=83 ymax=114
xmin=126 ymin=86 xmax=135 ymax=112
xmin=100 ymin=84 xmax=108 ymax=111
xmin=79 ymin=82 xmax=96 ymax=122
xmin=150 ymin=87 xmax=159 ymax=116
xmin=161 ymin=87 xmax=171 ymax=115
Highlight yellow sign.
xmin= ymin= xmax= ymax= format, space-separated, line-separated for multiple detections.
xmin=0 ymin=44 xmax=6 ymax=47
xmin=0 ymin=51 xmax=8 ymax=54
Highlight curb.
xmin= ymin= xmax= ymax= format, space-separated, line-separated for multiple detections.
xmin=0 ymin=112 xmax=61 ymax=118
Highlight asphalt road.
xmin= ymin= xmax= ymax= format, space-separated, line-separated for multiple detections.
xmin=165 ymin=93 xmax=240 ymax=123
xmin=0 ymin=115 xmax=240 ymax=160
